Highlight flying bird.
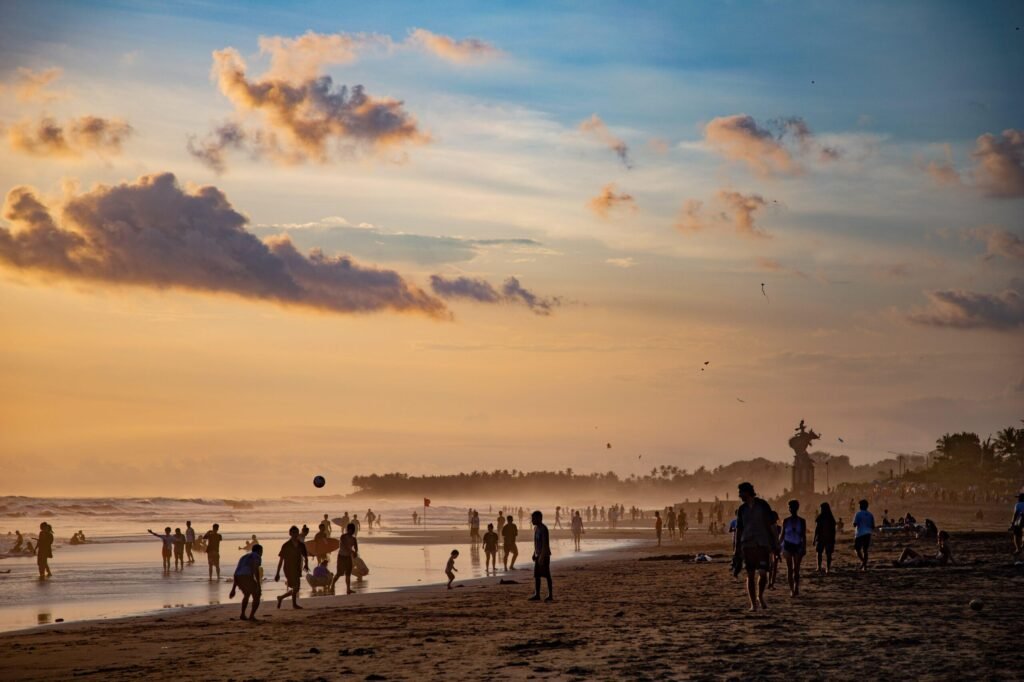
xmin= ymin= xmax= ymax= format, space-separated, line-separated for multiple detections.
xmin=704 ymin=361 xmax=710 ymax=365
xmin=761 ymin=283 xmax=769 ymax=302
xmin=606 ymin=442 xmax=612 ymax=449
xmin=838 ymin=437 xmax=845 ymax=443
xmin=737 ymin=398 xmax=746 ymax=403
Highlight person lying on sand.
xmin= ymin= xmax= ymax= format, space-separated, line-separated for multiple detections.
xmin=229 ymin=543 xmax=263 ymax=620
xmin=894 ymin=531 xmax=955 ymax=568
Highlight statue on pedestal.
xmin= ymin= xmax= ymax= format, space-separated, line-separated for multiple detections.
xmin=788 ymin=420 xmax=819 ymax=496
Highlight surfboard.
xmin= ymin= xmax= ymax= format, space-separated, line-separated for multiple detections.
xmin=352 ymin=556 xmax=369 ymax=577
xmin=305 ymin=537 xmax=341 ymax=556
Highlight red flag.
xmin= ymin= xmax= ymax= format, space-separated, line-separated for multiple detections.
xmin=424 ymin=498 xmax=431 ymax=507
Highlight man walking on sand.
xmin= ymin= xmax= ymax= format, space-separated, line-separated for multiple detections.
xmin=734 ymin=482 xmax=777 ymax=612
xmin=275 ymin=525 xmax=309 ymax=609
xmin=502 ymin=514 xmax=519 ymax=570
xmin=529 ymin=511 xmax=553 ymax=602
xmin=853 ymin=499 xmax=875 ymax=571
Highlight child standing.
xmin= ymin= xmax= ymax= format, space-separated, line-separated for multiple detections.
xmin=445 ymin=549 xmax=459 ymax=589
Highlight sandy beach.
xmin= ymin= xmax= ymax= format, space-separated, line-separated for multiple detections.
xmin=2 ymin=526 xmax=1021 ymax=681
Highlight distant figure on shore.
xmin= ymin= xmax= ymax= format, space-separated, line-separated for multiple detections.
xmin=655 ymin=511 xmax=663 ymax=547
xmin=571 ymin=510 xmax=584 ymax=551
xmin=697 ymin=508 xmax=704 ymax=527
xmin=69 ymin=530 xmax=86 ymax=545
xmin=12 ymin=530 xmax=24 ymax=553
xmin=172 ymin=528 xmax=186 ymax=571
xmin=734 ymin=482 xmax=777 ymax=612
xmin=502 ymin=515 xmax=519 ymax=570
xmin=667 ymin=508 xmax=677 ymax=538
xmin=894 ymin=530 xmax=954 ymax=567
xmin=239 ymin=534 xmax=259 ymax=551
xmin=853 ymin=500 xmax=875 ymax=571
xmin=204 ymin=524 xmax=223 ymax=580
xmin=555 ymin=506 xmax=562 ymax=529
xmin=1011 ymin=493 xmax=1024 ymax=555
xmin=275 ymin=525 xmax=309 ymax=609
xmin=446 ymin=549 xmax=459 ymax=589
xmin=366 ymin=509 xmax=376 ymax=531
xmin=301 ymin=524 xmax=310 ymax=540
xmin=185 ymin=521 xmax=196 ymax=564
xmin=36 ymin=522 xmax=54 ymax=579
xmin=412 ymin=511 xmax=419 ymax=525
xmin=323 ymin=514 xmax=333 ymax=538
xmin=529 ymin=511 xmax=553 ymax=602
xmin=781 ymin=500 xmax=806 ymax=597
xmin=813 ymin=502 xmax=837 ymax=574
xmin=147 ymin=527 xmax=174 ymax=572
xmin=470 ymin=510 xmax=481 ymax=546
xmin=497 ymin=512 xmax=505 ymax=537
xmin=483 ymin=523 xmax=499 ymax=573
xmin=768 ymin=510 xmax=782 ymax=589
xmin=332 ymin=523 xmax=359 ymax=595
xmin=229 ymin=543 xmax=263 ymax=620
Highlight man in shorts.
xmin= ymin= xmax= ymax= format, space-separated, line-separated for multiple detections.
xmin=733 ymin=482 xmax=777 ymax=611
xmin=229 ymin=543 xmax=263 ymax=620
xmin=528 ymin=510 xmax=553 ymax=602
xmin=331 ymin=523 xmax=359 ymax=595
xmin=853 ymin=500 xmax=875 ymax=572
xmin=275 ymin=525 xmax=309 ymax=609
xmin=184 ymin=520 xmax=196 ymax=564
xmin=482 ymin=523 xmax=500 ymax=573
xmin=502 ymin=514 xmax=519 ymax=570
xmin=203 ymin=523 xmax=223 ymax=580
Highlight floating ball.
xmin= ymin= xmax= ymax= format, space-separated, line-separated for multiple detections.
xmin=969 ymin=599 xmax=983 ymax=611
xmin=313 ymin=475 xmax=326 ymax=489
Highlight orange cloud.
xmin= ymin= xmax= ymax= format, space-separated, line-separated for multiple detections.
xmin=407 ymin=29 xmax=501 ymax=63
xmin=908 ymin=281 xmax=1024 ymax=331
xmin=972 ymin=129 xmax=1024 ymax=198
xmin=717 ymin=190 xmax=771 ymax=238
xmin=7 ymin=115 xmax=133 ymax=158
xmin=579 ymin=114 xmax=631 ymax=167
xmin=0 ymin=173 xmax=447 ymax=318
xmin=258 ymin=30 xmax=390 ymax=81
xmin=6 ymin=67 xmax=65 ymax=103
xmin=588 ymin=183 xmax=636 ymax=218
xmin=704 ymin=114 xmax=801 ymax=177
xmin=674 ymin=199 xmax=704 ymax=233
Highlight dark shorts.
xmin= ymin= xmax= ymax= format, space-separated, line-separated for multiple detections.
xmin=855 ymin=534 xmax=872 ymax=552
xmin=742 ymin=546 xmax=770 ymax=571
xmin=504 ymin=542 xmax=517 ymax=553
xmin=1013 ymin=526 xmax=1023 ymax=539
xmin=534 ymin=556 xmax=551 ymax=578
xmin=208 ymin=551 xmax=220 ymax=566
xmin=783 ymin=541 xmax=806 ymax=556
xmin=235 ymin=574 xmax=260 ymax=596
xmin=284 ymin=568 xmax=301 ymax=589
xmin=816 ymin=541 xmax=835 ymax=555
xmin=337 ymin=555 xmax=354 ymax=574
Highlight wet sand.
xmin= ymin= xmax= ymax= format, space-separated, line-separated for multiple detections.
xmin=1 ymin=527 xmax=1021 ymax=681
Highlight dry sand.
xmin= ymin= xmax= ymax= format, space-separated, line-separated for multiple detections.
xmin=1 ymin=527 xmax=1021 ymax=681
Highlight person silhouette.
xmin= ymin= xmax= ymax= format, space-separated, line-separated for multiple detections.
xmin=502 ymin=515 xmax=519 ymax=570
xmin=275 ymin=525 xmax=309 ymax=609
xmin=147 ymin=527 xmax=173 ymax=572
xmin=528 ymin=511 xmax=553 ymax=602
xmin=229 ymin=543 xmax=263 ymax=620
xmin=36 ymin=522 xmax=54 ymax=579
xmin=184 ymin=521 xmax=196 ymax=564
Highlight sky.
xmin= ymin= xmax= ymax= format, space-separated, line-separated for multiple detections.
xmin=0 ymin=0 xmax=1022 ymax=497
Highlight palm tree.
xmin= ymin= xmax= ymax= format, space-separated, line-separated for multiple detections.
xmin=995 ymin=427 xmax=1024 ymax=470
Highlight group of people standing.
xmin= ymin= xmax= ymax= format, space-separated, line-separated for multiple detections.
xmin=147 ymin=521 xmax=222 ymax=578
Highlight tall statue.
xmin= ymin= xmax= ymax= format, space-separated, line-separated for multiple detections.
xmin=788 ymin=419 xmax=819 ymax=496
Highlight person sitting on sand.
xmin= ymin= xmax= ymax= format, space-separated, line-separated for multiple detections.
xmin=781 ymin=500 xmax=807 ymax=597
xmin=204 ymin=524 xmax=223 ymax=581
xmin=275 ymin=525 xmax=309 ymax=609
xmin=502 ymin=515 xmax=519 ymax=570
xmin=813 ymin=502 xmax=837 ymax=575
xmin=733 ymin=482 xmax=777 ymax=612
xmin=894 ymin=530 xmax=955 ymax=568
xmin=853 ymin=500 xmax=875 ymax=572
xmin=446 ymin=549 xmax=459 ymax=589
xmin=529 ymin=510 xmax=553 ymax=602
xmin=483 ymin=523 xmax=499 ymax=573
xmin=148 ymin=527 xmax=174 ymax=572
xmin=1010 ymin=493 xmax=1024 ymax=555
xmin=36 ymin=522 xmax=54 ymax=579
xmin=331 ymin=523 xmax=359 ymax=595
xmin=229 ymin=543 xmax=263 ymax=620
xmin=571 ymin=510 xmax=584 ymax=552
xmin=172 ymin=528 xmax=186 ymax=571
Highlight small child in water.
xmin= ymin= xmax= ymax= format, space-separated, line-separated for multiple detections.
xmin=445 ymin=549 xmax=459 ymax=589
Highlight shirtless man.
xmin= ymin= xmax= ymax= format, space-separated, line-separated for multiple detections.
xmin=203 ymin=523 xmax=223 ymax=580
xmin=502 ymin=515 xmax=519 ymax=570
xmin=529 ymin=511 xmax=553 ymax=602
xmin=275 ymin=525 xmax=309 ymax=609
xmin=331 ymin=523 xmax=359 ymax=595
xmin=483 ymin=523 xmax=500 ymax=573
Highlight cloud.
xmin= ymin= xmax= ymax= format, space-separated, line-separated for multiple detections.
xmin=579 ymin=114 xmax=631 ymax=168
xmin=406 ymin=29 xmax=500 ymax=63
xmin=202 ymin=45 xmax=426 ymax=168
xmin=756 ymin=257 xmax=808 ymax=279
xmin=908 ymin=279 xmax=1024 ymax=331
xmin=704 ymin=114 xmax=801 ymax=177
xmin=258 ymin=30 xmax=390 ymax=82
xmin=674 ymin=199 xmax=704 ymax=233
xmin=430 ymin=274 xmax=560 ymax=315
xmin=605 ymin=257 xmax=637 ymax=268
xmin=0 ymin=172 xmax=447 ymax=318
xmin=647 ymin=137 xmax=670 ymax=155
xmin=966 ymin=226 xmax=1024 ymax=262
xmin=717 ymin=190 xmax=770 ymax=238
xmin=588 ymin=183 xmax=636 ymax=218
xmin=972 ymin=129 xmax=1024 ymax=198
xmin=187 ymin=121 xmax=248 ymax=174
xmin=5 ymin=67 xmax=65 ymax=103
xmin=7 ymin=115 xmax=133 ymax=158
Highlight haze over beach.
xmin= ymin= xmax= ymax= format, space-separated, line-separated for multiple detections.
xmin=1 ymin=1 xmax=1023 ymax=680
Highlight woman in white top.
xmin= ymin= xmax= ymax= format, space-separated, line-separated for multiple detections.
xmin=781 ymin=500 xmax=807 ymax=597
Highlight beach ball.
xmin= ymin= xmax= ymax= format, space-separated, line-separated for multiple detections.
xmin=969 ymin=599 xmax=983 ymax=611
xmin=313 ymin=475 xmax=326 ymax=488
